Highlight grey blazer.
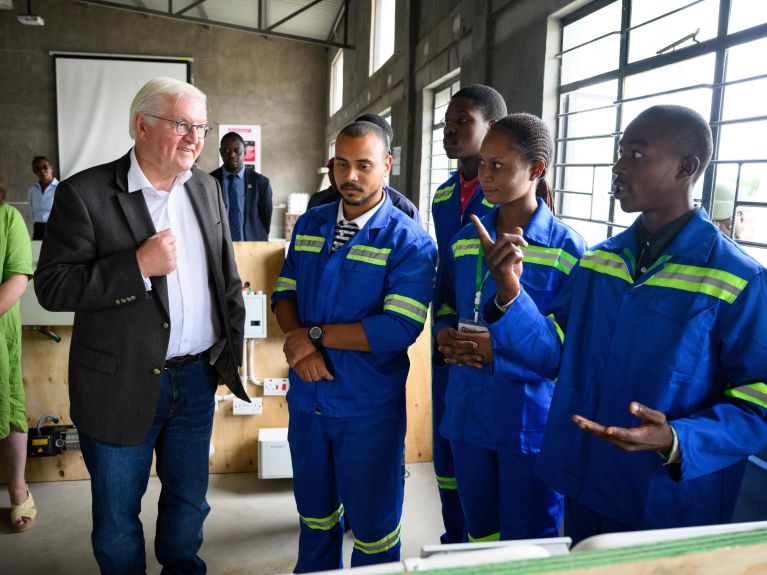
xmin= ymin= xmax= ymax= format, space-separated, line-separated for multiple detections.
xmin=35 ymin=151 xmax=247 ymax=446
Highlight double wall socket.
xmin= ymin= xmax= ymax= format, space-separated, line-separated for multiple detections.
xmin=264 ymin=378 xmax=290 ymax=396
xmin=233 ymin=397 xmax=263 ymax=415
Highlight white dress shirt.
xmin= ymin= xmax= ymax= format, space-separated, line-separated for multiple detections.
xmin=127 ymin=149 xmax=217 ymax=359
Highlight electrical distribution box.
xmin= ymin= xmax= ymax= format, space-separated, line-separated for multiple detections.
xmin=243 ymin=292 xmax=267 ymax=338
xmin=258 ymin=427 xmax=293 ymax=479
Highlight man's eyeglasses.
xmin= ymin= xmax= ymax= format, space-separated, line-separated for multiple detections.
xmin=144 ymin=114 xmax=211 ymax=139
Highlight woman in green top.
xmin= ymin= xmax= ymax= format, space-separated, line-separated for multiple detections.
xmin=0 ymin=178 xmax=35 ymax=531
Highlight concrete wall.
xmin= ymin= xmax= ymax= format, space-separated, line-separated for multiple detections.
xmin=0 ymin=0 xmax=328 ymax=238
xmin=325 ymin=0 xmax=586 ymax=211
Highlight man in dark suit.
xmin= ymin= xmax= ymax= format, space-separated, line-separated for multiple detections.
xmin=210 ymin=132 xmax=273 ymax=241
xmin=35 ymin=78 xmax=247 ymax=575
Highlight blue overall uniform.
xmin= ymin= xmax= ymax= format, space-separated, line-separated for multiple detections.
xmin=272 ymin=194 xmax=436 ymax=572
xmin=486 ymin=209 xmax=767 ymax=541
xmin=430 ymin=170 xmax=494 ymax=543
xmin=434 ymin=200 xmax=586 ymax=541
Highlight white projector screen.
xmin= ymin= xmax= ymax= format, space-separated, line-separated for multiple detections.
xmin=55 ymin=55 xmax=191 ymax=179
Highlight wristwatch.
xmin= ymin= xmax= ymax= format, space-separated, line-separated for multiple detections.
xmin=308 ymin=325 xmax=325 ymax=350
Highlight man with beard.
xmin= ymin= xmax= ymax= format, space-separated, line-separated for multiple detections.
xmin=272 ymin=121 xmax=436 ymax=572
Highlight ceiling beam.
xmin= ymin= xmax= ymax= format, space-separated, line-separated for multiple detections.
xmin=175 ymin=0 xmax=207 ymax=17
xmin=265 ymin=0 xmax=326 ymax=32
xmin=78 ymin=0 xmax=353 ymax=49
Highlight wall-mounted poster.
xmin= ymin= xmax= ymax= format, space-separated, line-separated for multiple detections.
xmin=218 ymin=124 xmax=262 ymax=173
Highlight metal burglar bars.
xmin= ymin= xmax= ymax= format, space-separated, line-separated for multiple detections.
xmin=423 ymin=79 xmax=461 ymax=239
xmin=554 ymin=0 xmax=767 ymax=265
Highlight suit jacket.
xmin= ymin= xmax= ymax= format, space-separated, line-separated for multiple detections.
xmin=210 ymin=167 xmax=273 ymax=241
xmin=35 ymin=151 xmax=247 ymax=446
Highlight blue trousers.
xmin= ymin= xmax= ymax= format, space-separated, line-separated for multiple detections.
xmin=288 ymin=406 xmax=406 ymax=573
xmin=451 ymin=438 xmax=562 ymax=542
xmin=432 ymin=365 xmax=467 ymax=543
xmin=79 ymin=357 xmax=217 ymax=575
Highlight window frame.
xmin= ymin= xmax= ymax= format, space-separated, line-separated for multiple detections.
xmin=370 ymin=0 xmax=396 ymax=75
xmin=554 ymin=0 xmax=767 ymax=254
xmin=329 ymin=49 xmax=344 ymax=117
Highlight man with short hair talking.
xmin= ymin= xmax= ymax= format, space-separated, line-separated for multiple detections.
xmin=35 ymin=77 xmax=246 ymax=575
xmin=273 ymin=121 xmax=436 ymax=572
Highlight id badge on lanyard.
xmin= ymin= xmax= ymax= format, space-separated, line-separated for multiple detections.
xmin=458 ymin=250 xmax=489 ymax=334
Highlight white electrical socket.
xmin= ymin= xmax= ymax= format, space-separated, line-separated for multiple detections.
xmin=263 ymin=378 xmax=290 ymax=396
xmin=233 ymin=397 xmax=263 ymax=415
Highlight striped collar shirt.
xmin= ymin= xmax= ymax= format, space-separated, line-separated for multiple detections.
xmin=332 ymin=191 xmax=385 ymax=253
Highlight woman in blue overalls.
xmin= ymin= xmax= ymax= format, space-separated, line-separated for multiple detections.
xmin=433 ymin=113 xmax=587 ymax=541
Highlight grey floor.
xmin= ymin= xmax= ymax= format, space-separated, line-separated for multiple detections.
xmin=0 ymin=462 xmax=443 ymax=575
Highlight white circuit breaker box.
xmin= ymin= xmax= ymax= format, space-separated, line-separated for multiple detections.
xmin=243 ymin=292 xmax=267 ymax=338
xmin=258 ymin=427 xmax=293 ymax=479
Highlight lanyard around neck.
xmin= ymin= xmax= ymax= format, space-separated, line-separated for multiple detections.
xmin=473 ymin=250 xmax=490 ymax=323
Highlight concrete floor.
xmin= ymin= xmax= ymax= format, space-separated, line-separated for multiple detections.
xmin=0 ymin=462 xmax=443 ymax=575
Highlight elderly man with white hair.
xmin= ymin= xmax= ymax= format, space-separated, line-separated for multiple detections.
xmin=35 ymin=77 xmax=247 ymax=575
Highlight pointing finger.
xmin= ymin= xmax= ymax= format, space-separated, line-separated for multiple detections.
xmin=471 ymin=215 xmax=494 ymax=250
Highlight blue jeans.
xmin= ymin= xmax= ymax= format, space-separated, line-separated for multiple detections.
xmin=79 ymin=356 xmax=217 ymax=575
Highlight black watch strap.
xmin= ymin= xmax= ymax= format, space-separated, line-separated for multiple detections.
xmin=308 ymin=325 xmax=325 ymax=350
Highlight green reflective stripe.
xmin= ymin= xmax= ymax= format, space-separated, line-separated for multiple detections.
xmin=646 ymin=254 xmax=672 ymax=275
xmin=294 ymin=234 xmax=325 ymax=253
xmin=354 ymin=521 xmax=401 ymax=554
xmin=436 ymin=303 xmax=456 ymax=317
xmin=580 ymin=250 xmax=633 ymax=283
xmin=548 ymin=313 xmax=564 ymax=344
xmin=725 ymin=382 xmax=767 ymax=409
xmin=523 ymin=245 xmax=578 ymax=275
xmin=643 ymin=263 xmax=747 ymax=304
xmin=436 ymin=475 xmax=457 ymax=490
xmin=300 ymin=504 xmax=344 ymax=531
xmin=469 ymin=531 xmax=501 ymax=543
xmin=622 ymin=247 xmax=636 ymax=271
xmin=433 ymin=183 xmax=455 ymax=204
xmin=481 ymin=197 xmax=494 ymax=208
xmin=274 ymin=276 xmax=297 ymax=292
xmin=384 ymin=294 xmax=428 ymax=324
xmin=347 ymin=245 xmax=391 ymax=266
xmin=453 ymin=238 xmax=481 ymax=258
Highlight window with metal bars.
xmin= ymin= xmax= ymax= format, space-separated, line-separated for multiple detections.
xmin=421 ymin=79 xmax=461 ymax=239
xmin=555 ymin=0 xmax=767 ymax=265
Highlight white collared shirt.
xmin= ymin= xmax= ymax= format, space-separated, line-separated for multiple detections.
xmin=127 ymin=148 xmax=217 ymax=359
xmin=335 ymin=189 xmax=386 ymax=228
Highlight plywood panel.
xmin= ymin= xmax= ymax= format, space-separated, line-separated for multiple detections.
xmin=209 ymin=241 xmax=290 ymax=474
xmin=405 ymin=317 xmax=433 ymax=463
xmin=3 ymin=241 xmax=434 ymax=482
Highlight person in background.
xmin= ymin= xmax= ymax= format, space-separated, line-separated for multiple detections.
xmin=431 ymin=84 xmax=507 ymax=543
xmin=27 ymin=156 xmax=58 ymax=240
xmin=0 ymin=177 xmax=35 ymax=532
xmin=307 ymin=158 xmax=339 ymax=209
xmin=35 ymin=78 xmax=246 ymax=574
xmin=434 ymin=113 xmax=585 ymax=542
xmin=483 ymin=105 xmax=767 ymax=544
xmin=210 ymin=131 xmax=273 ymax=241
xmin=273 ymin=121 xmax=436 ymax=572
xmin=308 ymin=115 xmax=422 ymax=224
xmin=711 ymin=181 xmax=735 ymax=236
